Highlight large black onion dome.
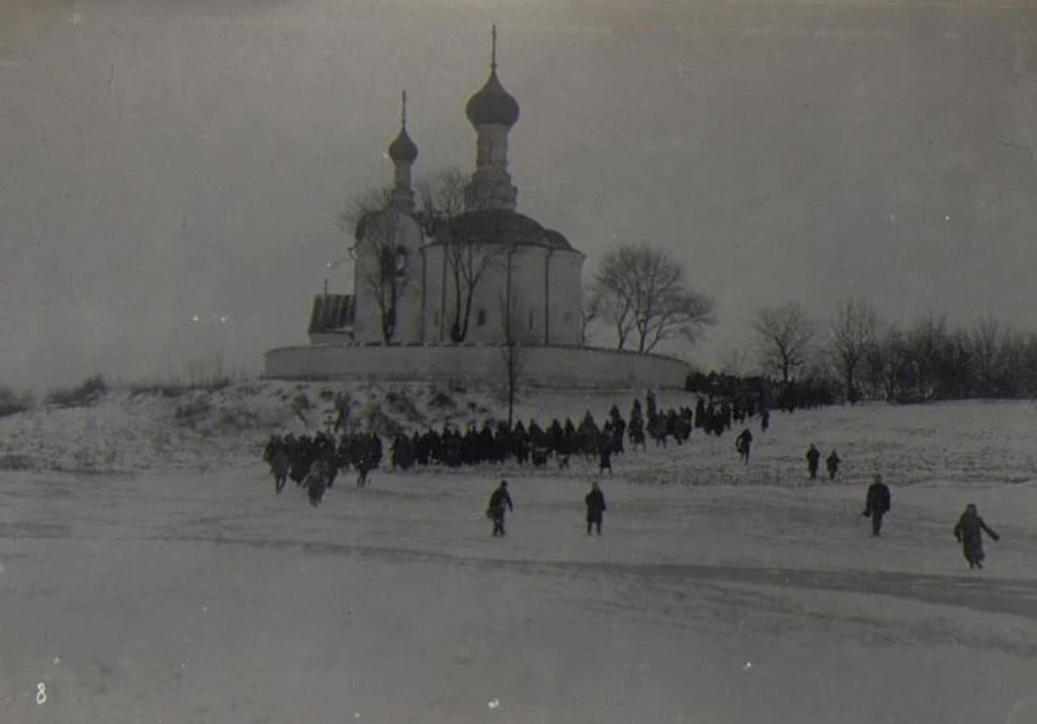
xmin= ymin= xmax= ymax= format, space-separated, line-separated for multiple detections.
xmin=388 ymin=127 xmax=418 ymax=162
xmin=465 ymin=70 xmax=520 ymax=128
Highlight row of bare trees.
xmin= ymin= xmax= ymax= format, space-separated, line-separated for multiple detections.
xmin=749 ymin=299 xmax=1037 ymax=403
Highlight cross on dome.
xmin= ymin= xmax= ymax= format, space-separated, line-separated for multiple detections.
xmin=388 ymin=89 xmax=418 ymax=162
xmin=465 ymin=25 xmax=520 ymax=128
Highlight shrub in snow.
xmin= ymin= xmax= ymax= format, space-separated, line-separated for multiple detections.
xmin=0 ymin=385 xmax=34 ymax=418
xmin=428 ymin=387 xmax=455 ymax=410
xmin=45 ymin=375 xmax=108 ymax=408
xmin=174 ymin=395 xmax=212 ymax=428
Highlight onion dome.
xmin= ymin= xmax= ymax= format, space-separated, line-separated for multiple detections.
xmin=465 ymin=70 xmax=520 ymax=128
xmin=465 ymin=25 xmax=520 ymax=128
xmin=388 ymin=126 xmax=418 ymax=163
xmin=387 ymin=90 xmax=418 ymax=162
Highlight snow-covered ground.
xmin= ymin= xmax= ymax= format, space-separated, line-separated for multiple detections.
xmin=3 ymin=396 xmax=1037 ymax=722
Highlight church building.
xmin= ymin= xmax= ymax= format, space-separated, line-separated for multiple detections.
xmin=309 ymin=29 xmax=586 ymax=349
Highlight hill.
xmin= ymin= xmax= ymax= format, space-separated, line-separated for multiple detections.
xmin=0 ymin=380 xmax=692 ymax=475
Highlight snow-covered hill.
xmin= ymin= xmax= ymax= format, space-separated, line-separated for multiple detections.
xmin=2 ymin=380 xmax=1036 ymax=495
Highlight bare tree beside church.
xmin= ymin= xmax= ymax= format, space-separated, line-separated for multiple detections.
xmin=497 ymin=291 xmax=535 ymax=427
xmin=588 ymin=243 xmax=716 ymax=354
xmin=340 ymin=185 xmax=411 ymax=344
xmin=414 ymin=168 xmax=467 ymax=238
xmin=415 ymin=168 xmax=511 ymax=344
xmin=580 ymin=294 xmax=602 ymax=347
xmin=829 ymin=297 xmax=878 ymax=403
xmin=753 ymin=301 xmax=817 ymax=384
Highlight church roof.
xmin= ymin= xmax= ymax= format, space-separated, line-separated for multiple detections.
xmin=429 ymin=209 xmax=577 ymax=252
xmin=309 ymin=293 xmax=355 ymax=334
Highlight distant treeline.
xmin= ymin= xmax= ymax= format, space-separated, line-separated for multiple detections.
xmin=847 ymin=315 xmax=1037 ymax=403
xmin=697 ymin=310 xmax=1037 ymax=406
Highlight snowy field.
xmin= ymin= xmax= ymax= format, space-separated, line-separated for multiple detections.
xmin=3 ymin=399 xmax=1037 ymax=723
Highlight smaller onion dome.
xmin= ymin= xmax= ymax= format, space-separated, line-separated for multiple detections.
xmin=388 ymin=127 xmax=418 ymax=163
xmin=465 ymin=70 xmax=520 ymax=128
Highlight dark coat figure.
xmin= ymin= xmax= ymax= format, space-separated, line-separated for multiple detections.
xmin=487 ymin=481 xmax=514 ymax=537
xmin=735 ymin=429 xmax=753 ymax=464
xmin=806 ymin=444 xmax=820 ymax=480
xmin=863 ymin=474 xmax=891 ymax=536
xmin=306 ymin=460 xmax=328 ymax=507
xmin=585 ymin=482 xmax=607 ymax=535
xmin=598 ymin=444 xmax=613 ymax=475
xmin=953 ymin=504 xmax=1000 ymax=570
xmin=826 ymin=450 xmax=841 ymax=481
xmin=271 ymin=448 xmax=289 ymax=494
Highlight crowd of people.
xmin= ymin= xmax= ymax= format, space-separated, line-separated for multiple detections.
xmin=259 ymin=389 xmax=1002 ymax=569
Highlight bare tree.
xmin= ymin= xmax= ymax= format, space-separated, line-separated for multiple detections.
xmin=587 ymin=282 xmax=635 ymax=350
xmin=590 ymin=243 xmax=716 ymax=354
xmin=339 ymin=185 xmax=394 ymax=235
xmin=341 ymin=186 xmax=411 ymax=344
xmin=414 ymin=168 xmax=467 ymax=237
xmin=580 ymin=292 xmax=603 ymax=347
xmin=865 ymin=323 xmax=909 ymax=402
xmin=753 ymin=302 xmax=817 ymax=384
xmin=415 ymin=167 xmax=510 ymax=344
xmin=498 ymin=291 xmax=535 ymax=427
xmin=829 ymin=297 xmax=878 ymax=403
xmin=907 ymin=312 xmax=949 ymax=401
xmin=971 ymin=313 xmax=1000 ymax=393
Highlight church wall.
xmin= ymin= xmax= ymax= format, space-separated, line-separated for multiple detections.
xmin=501 ymin=246 xmax=546 ymax=343
xmin=548 ymin=251 xmax=584 ymax=346
xmin=264 ymin=344 xmax=691 ymax=390
xmin=420 ymin=246 xmax=445 ymax=343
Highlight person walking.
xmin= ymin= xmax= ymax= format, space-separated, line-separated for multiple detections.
xmin=806 ymin=444 xmax=821 ymax=480
xmin=487 ymin=480 xmax=514 ymax=537
xmin=953 ymin=504 xmax=1000 ymax=570
xmin=585 ymin=481 xmax=607 ymax=535
xmin=271 ymin=447 xmax=289 ymax=495
xmin=735 ymin=428 xmax=753 ymax=465
xmin=826 ymin=450 xmax=841 ymax=481
xmin=862 ymin=474 xmax=891 ymax=536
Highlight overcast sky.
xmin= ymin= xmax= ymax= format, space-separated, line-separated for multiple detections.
xmin=2 ymin=0 xmax=1036 ymax=390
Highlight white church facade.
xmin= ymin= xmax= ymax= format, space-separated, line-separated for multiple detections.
xmin=318 ymin=31 xmax=585 ymax=349
xmin=264 ymin=31 xmax=690 ymax=390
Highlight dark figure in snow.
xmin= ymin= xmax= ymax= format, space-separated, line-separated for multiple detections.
xmin=806 ymin=444 xmax=821 ymax=480
xmin=271 ymin=447 xmax=289 ymax=494
xmin=598 ymin=444 xmax=613 ymax=475
xmin=826 ymin=450 xmax=841 ymax=481
xmin=760 ymin=410 xmax=770 ymax=432
xmin=862 ymin=474 xmax=891 ymax=536
xmin=306 ymin=459 xmax=328 ymax=507
xmin=487 ymin=481 xmax=514 ymax=537
xmin=953 ymin=504 xmax=1000 ymax=570
xmin=735 ymin=428 xmax=753 ymax=464
xmin=585 ymin=481 xmax=607 ymax=535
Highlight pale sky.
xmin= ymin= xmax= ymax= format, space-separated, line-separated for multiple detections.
xmin=2 ymin=0 xmax=1036 ymax=390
